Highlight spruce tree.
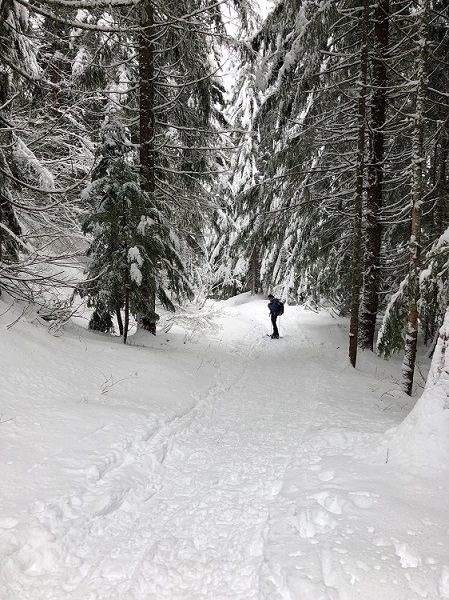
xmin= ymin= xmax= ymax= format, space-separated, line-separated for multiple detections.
xmin=359 ymin=0 xmax=390 ymax=351
xmin=80 ymin=117 xmax=191 ymax=342
xmin=349 ymin=0 xmax=369 ymax=368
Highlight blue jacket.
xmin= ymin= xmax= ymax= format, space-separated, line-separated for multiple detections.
xmin=268 ymin=298 xmax=281 ymax=316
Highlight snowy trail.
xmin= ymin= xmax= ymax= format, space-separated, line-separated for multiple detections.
xmin=2 ymin=296 xmax=448 ymax=599
xmin=99 ymin=335 xmax=319 ymax=600
xmin=2 ymin=305 xmax=321 ymax=599
xmin=51 ymin=315 xmax=320 ymax=599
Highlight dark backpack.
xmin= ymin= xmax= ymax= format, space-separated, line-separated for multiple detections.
xmin=277 ymin=300 xmax=284 ymax=316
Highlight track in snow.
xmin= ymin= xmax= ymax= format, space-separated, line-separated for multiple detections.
xmin=4 ymin=301 xmax=443 ymax=600
xmin=3 ymin=308 xmax=323 ymax=599
xmin=63 ymin=318 xmax=320 ymax=599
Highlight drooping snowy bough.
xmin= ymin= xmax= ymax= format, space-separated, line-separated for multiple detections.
xmin=426 ymin=309 xmax=449 ymax=391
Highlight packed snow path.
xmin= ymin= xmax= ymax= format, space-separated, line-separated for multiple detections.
xmin=1 ymin=295 xmax=448 ymax=599
xmin=74 ymin=332 xmax=314 ymax=600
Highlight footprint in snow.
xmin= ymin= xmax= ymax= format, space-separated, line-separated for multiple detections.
xmin=439 ymin=566 xmax=449 ymax=598
xmin=0 ymin=517 xmax=18 ymax=529
xmin=317 ymin=470 xmax=335 ymax=482
xmin=295 ymin=508 xmax=338 ymax=539
xmin=394 ymin=542 xmax=422 ymax=568
xmin=349 ymin=491 xmax=378 ymax=509
xmin=309 ymin=464 xmax=322 ymax=472
xmin=311 ymin=491 xmax=346 ymax=515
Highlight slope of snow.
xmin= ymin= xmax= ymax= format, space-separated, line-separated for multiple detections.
xmin=378 ymin=308 xmax=449 ymax=474
xmin=1 ymin=293 xmax=448 ymax=599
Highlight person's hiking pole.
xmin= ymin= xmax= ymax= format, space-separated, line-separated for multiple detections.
xmin=279 ymin=315 xmax=281 ymax=338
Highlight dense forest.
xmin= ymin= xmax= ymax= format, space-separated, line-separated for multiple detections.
xmin=1 ymin=0 xmax=448 ymax=394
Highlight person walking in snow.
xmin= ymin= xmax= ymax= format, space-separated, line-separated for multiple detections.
xmin=267 ymin=294 xmax=281 ymax=339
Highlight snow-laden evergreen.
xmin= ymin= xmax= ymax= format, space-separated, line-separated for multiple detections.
xmin=217 ymin=0 xmax=449 ymax=390
xmin=79 ymin=118 xmax=191 ymax=341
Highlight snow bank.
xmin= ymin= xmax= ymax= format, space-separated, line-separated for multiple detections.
xmin=1 ymin=295 xmax=447 ymax=599
xmin=220 ymin=290 xmax=258 ymax=307
xmin=381 ymin=308 xmax=449 ymax=471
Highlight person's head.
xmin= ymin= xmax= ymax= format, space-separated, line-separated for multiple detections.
xmin=267 ymin=294 xmax=274 ymax=300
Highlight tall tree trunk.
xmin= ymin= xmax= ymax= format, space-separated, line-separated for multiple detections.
xmin=0 ymin=203 xmax=3 ymax=297
xmin=402 ymin=0 xmax=430 ymax=396
xmin=434 ymin=124 xmax=448 ymax=237
xmin=249 ymin=245 xmax=259 ymax=295
xmin=123 ymin=287 xmax=130 ymax=344
xmin=116 ymin=307 xmax=124 ymax=337
xmin=349 ymin=0 xmax=369 ymax=368
xmin=0 ymin=197 xmax=3 ymax=266
xmin=122 ymin=184 xmax=130 ymax=343
xmin=360 ymin=0 xmax=389 ymax=351
xmin=139 ymin=0 xmax=157 ymax=335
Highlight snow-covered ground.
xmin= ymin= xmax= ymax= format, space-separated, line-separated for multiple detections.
xmin=1 ymin=293 xmax=448 ymax=599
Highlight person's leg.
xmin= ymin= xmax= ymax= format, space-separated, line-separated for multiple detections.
xmin=271 ymin=314 xmax=279 ymax=338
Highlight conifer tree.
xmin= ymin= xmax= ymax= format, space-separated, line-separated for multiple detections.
xmin=0 ymin=2 xmax=30 ymax=274
xmin=401 ymin=0 xmax=430 ymax=395
xmin=225 ymin=0 xmax=446 ymax=385
xmin=130 ymin=0 xmax=251 ymax=330
xmin=349 ymin=0 xmax=369 ymax=368
xmin=359 ymin=0 xmax=390 ymax=351
xmin=228 ymin=63 xmax=264 ymax=296
xmin=374 ymin=0 xmax=447 ymax=380
xmin=80 ymin=117 xmax=191 ymax=343
xmin=0 ymin=1 xmax=59 ymax=299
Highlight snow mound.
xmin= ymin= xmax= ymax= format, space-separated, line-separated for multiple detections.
xmin=381 ymin=309 xmax=449 ymax=472
xmin=382 ymin=382 xmax=449 ymax=471
xmin=221 ymin=291 xmax=262 ymax=307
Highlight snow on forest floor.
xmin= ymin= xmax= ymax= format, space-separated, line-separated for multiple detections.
xmin=1 ymin=293 xmax=448 ymax=599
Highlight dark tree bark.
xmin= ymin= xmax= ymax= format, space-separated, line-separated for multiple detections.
xmin=249 ymin=245 xmax=260 ymax=295
xmin=123 ymin=287 xmax=130 ymax=344
xmin=434 ymin=124 xmax=448 ymax=237
xmin=402 ymin=0 xmax=430 ymax=396
xmin=0 ymin=126 xmax=21 ymax=281
xmin=139 ymin=0 xmax=157 ymax=335
xmin=122 ymin=185 xmax=130 ymax=344
xmin=349 ymin=0 xmax=369 ymax=368
xmin=0 ymin=205 xmax=3 ymax=283
xmin=116 ymin=307 xmax=124 ymax=336
xmin=360 ymin=0 xmax=389 ymax=351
